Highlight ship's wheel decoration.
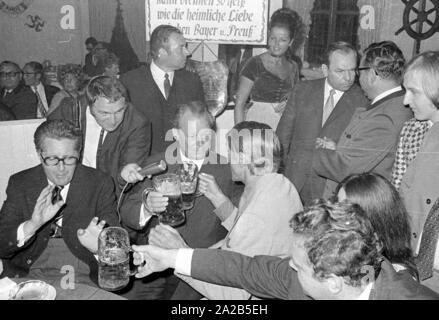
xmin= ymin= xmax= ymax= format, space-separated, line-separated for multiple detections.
xmin=395 ymin=0 xmax=439 ymax=54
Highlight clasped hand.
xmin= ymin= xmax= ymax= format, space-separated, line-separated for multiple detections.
xmin=315 ymin=137 xmax=336 ymax=150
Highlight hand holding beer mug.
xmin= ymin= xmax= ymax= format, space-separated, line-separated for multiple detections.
xmin=98 ymin=227 xmax=142 ymax=291
xmin=147 ymin=173 xmax=185 ymax=227
xmin=178 ymin=162 xmax=199 ymax=210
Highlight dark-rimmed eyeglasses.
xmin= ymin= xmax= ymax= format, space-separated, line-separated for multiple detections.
xmin=0 ymin=72 xmax=21 ymax=78
xmin=356 ymin=67 xmax=372 ymax=73
xmin=40 ymin=154 xmax=79 ymax=166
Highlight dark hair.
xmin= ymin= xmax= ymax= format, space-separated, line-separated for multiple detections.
xmin=34 ymin=119 xmax=83 ymax=152
xmin=269 ymin=8 xmax=305 ymax=64
xmin=362 ymin=41 xmax=405 ymax=82
xmin=335 ymin=173 xmax=418 ymax=280
xmin=86 ymin=75 xmax=128 ymax=106
xmin=85 ymin=37 xmax=98 ymax=46
xmin=57 ymin=64 xmax=83 ymax=87
xmin=291 ymin=199 xmax=383 ymax=287
xmin=405 ymin=51 xmax=439 ymax=109
xmin=150 ymin=25 xmax=182 ymax=60
xmin=173 ymin=100 xmax=216 ymax=131
xmin=24 ymin=61 xmax=43 ymax=75
xmin=323 ymin=41 xmax=357 ymax=67
xmin=0 ymin=61 xmax=21 ymax=72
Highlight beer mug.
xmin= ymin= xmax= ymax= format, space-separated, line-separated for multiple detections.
xmin=178 ymin=163 xmax=199 ymax=211
xmin=152 ymin=173 xmax=185 ymax=227
xmin=98 ymin=227 xmax=139 ymax=291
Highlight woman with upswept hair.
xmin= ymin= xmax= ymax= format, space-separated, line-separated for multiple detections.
xmin=335 ymin=172 xmax=418 ymax=280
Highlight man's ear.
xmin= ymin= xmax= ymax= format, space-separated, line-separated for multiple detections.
xmin=327 ymin=275 xmax=343 ymax=296
xmin=322 ymin=64 xmax=329 ymax=78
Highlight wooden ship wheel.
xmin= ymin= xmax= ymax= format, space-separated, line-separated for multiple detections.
xmin=395 ymin=0 xmax=439 ymax=54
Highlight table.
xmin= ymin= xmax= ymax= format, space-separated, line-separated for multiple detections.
xmin=13 ymin=278 xmax=126 ymax=300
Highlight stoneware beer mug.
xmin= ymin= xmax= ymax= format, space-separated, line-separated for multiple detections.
xmin=98 ymin=227 xmax=138 ymax=291
xmin=152 ymin=173 xmax=185 ymax=227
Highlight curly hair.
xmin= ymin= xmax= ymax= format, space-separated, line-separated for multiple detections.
xmin=362 ymin=41 xmax=406 ymax=83
xmin=269 ymin=8 xmax=306 ymax=65
xmin=57 ymin=64 xmax=83 ymax=87
xmin=335 ymin=173 xmax=418 ymax=280
xmin=290 ymin=200 xmax=383 ymax=287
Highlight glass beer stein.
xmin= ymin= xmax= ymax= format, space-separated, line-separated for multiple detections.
xmin=178 ymin=162 xmax=199 ymax=211
xmin=98 ymin=227 xmax=138 ymax=291
xmin=152 ymin=173 xmax=185 ymax=227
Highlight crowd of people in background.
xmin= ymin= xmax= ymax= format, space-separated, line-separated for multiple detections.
xmin=1 ymin=7 xmax=439 ymax=300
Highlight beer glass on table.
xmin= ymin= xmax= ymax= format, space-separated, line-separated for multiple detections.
xmin=152 ymin=173 xmax=185 ymax=227
xmin=178 ymin=163 xmax=199 ymax=211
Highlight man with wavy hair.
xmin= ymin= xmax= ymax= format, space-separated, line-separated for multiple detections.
xmin=131 ymin=200 xmax=439 ymax=300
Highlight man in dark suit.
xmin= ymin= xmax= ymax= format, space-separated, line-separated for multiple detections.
xmin=120 ymin=101 xmax=241 ymax=299
xmin=0 ymin=61 xmax=37 ymax=119
xmin=276 ymin=42 xmax=369 ymax=205
xmin=0 ymin=120 xmax=119 ymax=286
xmin=23 ymin=61 xmax=60 ymax=118
xmin=0 ymin=100 xmax=16 ymax=121
xmin=83 ymin=37 xmax=99 ymax=78
xmin=313 ymin=41 xmax=413 ymax=198
xmin=132 ymin=200 xmax=439 ymax=300
xmin=120 ymin=25 xmax=205 ymax=155
xmin=48 ymin=76 xmax=152 ymax=195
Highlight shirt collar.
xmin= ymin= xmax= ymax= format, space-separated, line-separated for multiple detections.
xmin=179 ymin=149 xmax=205 ymax=171
xmin=47 ymin=180 xmax=71 ymax=199
xmin=151 ymin=60 xmax=175 ymax=84
xmin=372 ymin=86 xmax=403 ymax=105
xmin=357 ymin=282 xmax=374 ymax=300
xmin=324 ymin=79 xmax=344 ymax=98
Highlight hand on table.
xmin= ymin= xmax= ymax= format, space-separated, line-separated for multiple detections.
xmin=148 ymin=224 xmax=189 ymax=249
xmin=77 ymin=217 xmax=106 ymax=254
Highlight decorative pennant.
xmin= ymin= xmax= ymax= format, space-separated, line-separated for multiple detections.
xmin=0 ymin=0 xmax=34 ymax=17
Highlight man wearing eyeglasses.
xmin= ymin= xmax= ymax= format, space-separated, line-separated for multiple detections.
xmin=23 ymin=61 xmax=60 ymax=118
xmin=276 ymin=42 xmax=368 ymax=205
xmin=0 ymin=120 xmax=120 ymax=286
xmin=0 ymin=61 xmax=38 ymax=119
xmin=48 ymin=76 xmax=152 ymax=194
xmin=313 ymin=41 xmax=413 ymax=199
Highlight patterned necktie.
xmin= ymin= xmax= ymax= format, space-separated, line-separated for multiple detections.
xmin=33 ymin=86 xmax=47 ymax=118
xmin=322 ymin=89 xmax=336 ymax=126
xmin=96 ymin=128 xmax=105 ymax=170
xmin=164 ymin=73 xmax=171 ymax=100
xmin=416 ymin=197 xmax=439 ymax=280
xmin=50 ymin=186 xmax=64 ymax=238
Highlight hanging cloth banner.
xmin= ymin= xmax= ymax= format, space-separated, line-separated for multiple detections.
xmin=146 ymin=0 xmax=269 ymax=45
xmin=0 ymin=0 xmax=34 ymax=17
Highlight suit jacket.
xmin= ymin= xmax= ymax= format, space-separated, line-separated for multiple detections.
xmin=314 ymin=90 xmax=413 ymax=198
xmin=120 ymin=64 xmax=205 ymax=155
xmin=190 ymin=249 xmax=439 ymax=300
xmin=0 ymin=100 xmax=16 ymax=121
xmin=48 ymin=99 xmax=152 ymax=194
xmin=399 ymin=123 xmax=439 ymax=251
xmin=0 ymin=84 xmax=37 ymax=119
xmin=42 ymin=84 xmax=60 ymax=107
xmin=120 ymin=151 xmax=243 ymax=248
xmin=276 ymin=78 xmax=368 ymax=204
xmin=0 ymin=164 xmax=120 ymax=283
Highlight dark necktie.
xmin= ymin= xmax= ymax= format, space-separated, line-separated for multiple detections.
xmin=416 ymin=197 xmax=439 ymax=280
xmin=50 ymin=186 xmax=64 ymax=238
xmin=33 ymin=86 xmax=47 ymax=118
xmin=96 ymin=128 xmax=105 ymax=170
xmin=164 ymin=73 xmax=171 ymax=100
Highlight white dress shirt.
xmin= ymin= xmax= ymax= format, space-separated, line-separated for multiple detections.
xmin=17 ymin=182 xmax=70 ymax=247
xmin=150 ymin=61 xmax=174 ymax=99
xmin=82 ymin=107 xmax=108 ymax=168
xmin=31 ymin=82 xmax=49 ymax=117
xmin=371 ymin=86 xmax=402 ymax=105
xmin=323 ymin=79 xmax=344 ymax=119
